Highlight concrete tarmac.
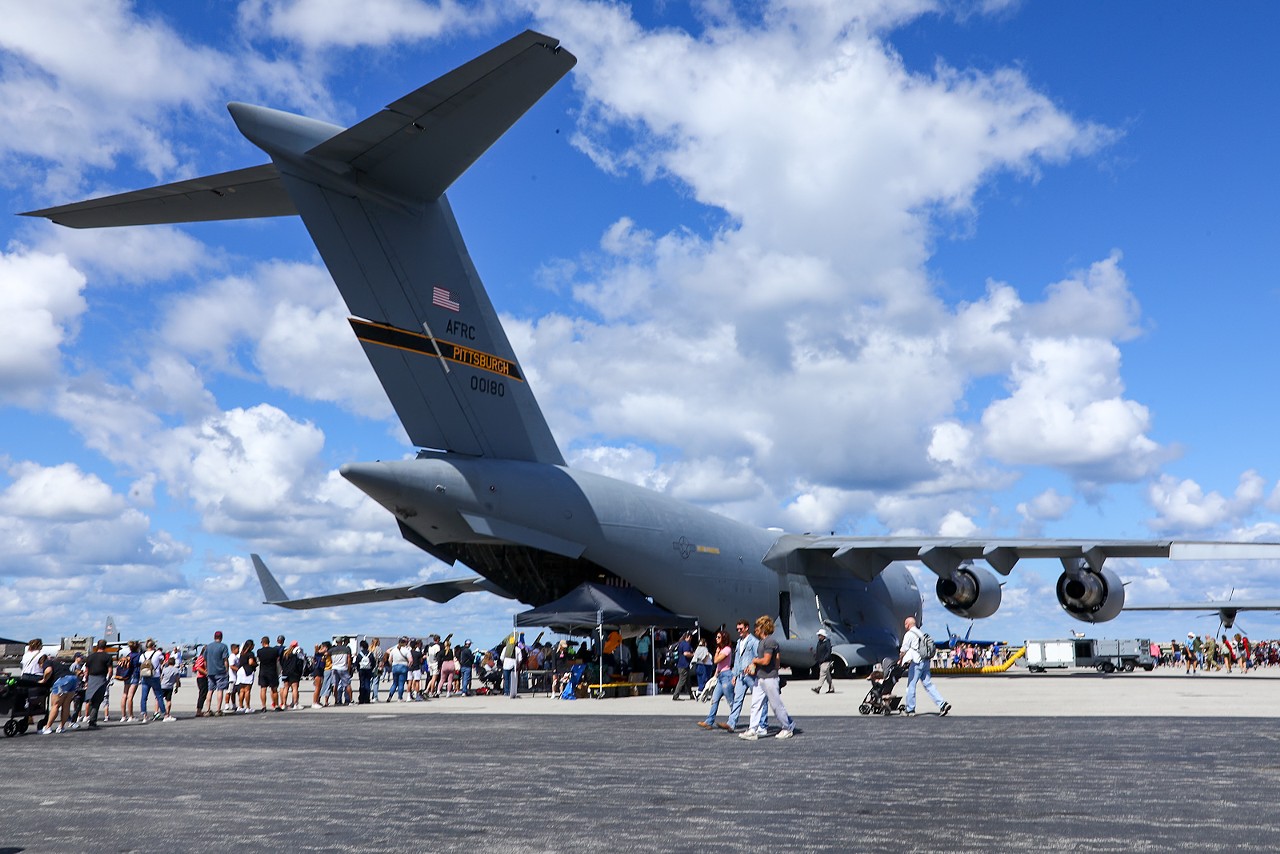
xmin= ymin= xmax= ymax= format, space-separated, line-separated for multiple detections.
xmin=5 ymin=667 xmax=1279 ymax=852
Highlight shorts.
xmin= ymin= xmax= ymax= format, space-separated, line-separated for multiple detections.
xmin=209 ymin=672 xmax=229 ymax=691
xmin=51 ymin=675 xmax=79 ymax=695
xmin=258 ymin=670 xmax=278 ymax=688
xmin=409 ymin=669 xmax=422 ymax=681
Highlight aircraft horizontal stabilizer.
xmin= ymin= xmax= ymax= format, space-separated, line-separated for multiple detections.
xmin=22 ymin=164 xmax=294 ymax=228
xmin=251 ymin=553 xmax=511 ymax=610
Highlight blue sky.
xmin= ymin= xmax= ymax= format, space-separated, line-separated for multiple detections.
xmin=3 ymin=0 xmax=1280 ymax=650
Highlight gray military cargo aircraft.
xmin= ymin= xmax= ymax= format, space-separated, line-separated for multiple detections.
xmin=25 ymin=31 xmax=1280 ymax=674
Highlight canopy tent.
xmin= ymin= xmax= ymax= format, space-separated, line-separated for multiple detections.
xmin=513 ymin=582 xmax=696 ymax=697
xmin=514 ymin=582 xmax=695 ymax=633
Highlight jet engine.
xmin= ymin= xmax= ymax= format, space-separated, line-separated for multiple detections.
xmin=1056 ymin=564 xmax=1124 ymax=623
xmin=935 ymin=564 xmax=1001 ymax=619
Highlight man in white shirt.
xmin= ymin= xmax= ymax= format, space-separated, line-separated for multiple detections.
xmin=898 ymin=616 xmax=951 ymax=717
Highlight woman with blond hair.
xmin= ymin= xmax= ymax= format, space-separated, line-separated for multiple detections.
xmin=739 ymin=616 xmax=796 ymax=741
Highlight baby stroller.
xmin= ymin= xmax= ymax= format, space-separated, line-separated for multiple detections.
xmin=1 ymin=674 xmax=49 ymax=737
xmin=476 ymin=666 xmax=503 ymax=696
xmin=858 ymin=657 xmax=905 ymax=716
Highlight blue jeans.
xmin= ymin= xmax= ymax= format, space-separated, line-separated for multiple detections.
xmin=139 ymin=675 xmax=166 ymax=715
xmin=389 ymin=664 xmax=408 ymax=699
xmin=905 ymin=660 xmax=945 ymax=712
xmin=370 ymin=670 xmax=380 ymax=700
xmin=503 ymin=667 xmax=515 ymax=696
xmin=703 ymin=670 xmax=734 ymax=725
xmin=460 ymin=666 xmax=472 ymax=695
xmin=726 ymin=673 xmax=767 ymax=730
xmin=334 ymin=670 xmax=351 ymax=705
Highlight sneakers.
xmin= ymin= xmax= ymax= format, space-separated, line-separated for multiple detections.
xmin=939 ymin=702 xmax=952 ymax=717
xmin=776 ymin=729 xmax=795 ymax=739
xmin=905 ymin=710 xmax=916 ymax=716
xmin=153 ymin=713 xmax=164 ymax=722
xmin=69 ymin=722 xmax=81 ymax=730
xmin=163 ymin=715 xmax=176 ymax=722
xmin=38 ymin=727 xmax=52 ymax=735
xmin=811 ymin=687 xmax=819 ymax=694
xmin=738 ymin=730 xmax=759 ymax=741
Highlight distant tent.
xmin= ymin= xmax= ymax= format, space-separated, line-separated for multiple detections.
xmin=514 ymin=582 xmax=695 ymax=633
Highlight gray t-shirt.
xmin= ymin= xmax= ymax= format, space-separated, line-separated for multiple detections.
xmin=756 ymin=636 xmax=781 ymax=680
xmin=205 ymin=641 xmax=229 ymax=675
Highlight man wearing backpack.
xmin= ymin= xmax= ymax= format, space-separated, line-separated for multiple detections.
xmin=898 ymin=616 xmax=951 ymax=718
xmin=355 ymin=640 xmax=376 ymax=704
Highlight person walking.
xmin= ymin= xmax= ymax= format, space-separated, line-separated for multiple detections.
xmin=671 ymin=631 xmax=696 ymax=700
xmin=723 ymin=619 xmax=767 ymax=733
xmin=697 ymin=629 xmax=735 ymax=730
xmin=811 ymin=629 xmax=834 ymax=694
xmin=899 ymin=616 xmax=951 ymax=717
xmin=739 ymin=616 xmax=796 ymax=740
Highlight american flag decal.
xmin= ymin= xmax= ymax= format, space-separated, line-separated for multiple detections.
xmin=432 ymin=286 xmax=461 ymax=312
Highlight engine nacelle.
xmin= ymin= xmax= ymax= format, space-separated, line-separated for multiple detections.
xmin=1056 ymin=565 xmax=1125 ymax=623
xmin=936 ymin=564 xmax=1001 ymax=619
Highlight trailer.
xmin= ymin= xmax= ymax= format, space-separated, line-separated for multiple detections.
xmin=1024 ymin=640 xmax=1075 ymax=672
xmin=1024 ymin=638 xmax=1154 ymax=673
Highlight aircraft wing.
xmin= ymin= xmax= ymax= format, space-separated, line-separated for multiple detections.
xmin=251 ymin=554 xmax=512 ymax=610
xmin=762 ymin=536 xmax=1280 ymax=582
xmin=1123 ymin=601 xmax=1280 ymax=612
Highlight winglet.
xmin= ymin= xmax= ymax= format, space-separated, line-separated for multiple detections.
xmin=251 ymin=554 xmax=290 ymax=604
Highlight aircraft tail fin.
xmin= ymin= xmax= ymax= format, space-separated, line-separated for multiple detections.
xmin=251 ymin=553 xmax=291 ymax=605
xmin=24 ymin=31 xmax=575 ymax=465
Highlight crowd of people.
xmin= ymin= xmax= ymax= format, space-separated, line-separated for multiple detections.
xmin=10 ymin=628 xmax=681 ymax=734
xmin=20 ymin=622 xmax=1270 ymax=738
xmin=1159 ymin=633 xmax=1280 ymax=673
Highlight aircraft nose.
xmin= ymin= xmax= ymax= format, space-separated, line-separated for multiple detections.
xmin=339 ymin=461 xmax=404 ymax=505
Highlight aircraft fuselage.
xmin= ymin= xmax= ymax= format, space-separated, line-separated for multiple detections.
xmin=342 ymin=453 xmax=920 ymax=669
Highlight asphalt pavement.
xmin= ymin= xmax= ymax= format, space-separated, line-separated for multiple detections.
xmin=4 ymin=700 xmax=1280 ymax=852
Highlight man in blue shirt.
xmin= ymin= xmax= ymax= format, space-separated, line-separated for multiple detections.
xmin=203 ymin=630 xmax=230 ymax=717
xmin=671 ymin=631 xmax=695 ymax=700
xmin=722 ymin=619 xmax=767 ymax=732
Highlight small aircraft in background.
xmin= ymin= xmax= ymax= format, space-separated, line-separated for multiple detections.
xmin=1123 ymin=595 xmax=1280 ymax=631
xmin=935 ymin=622 xmax=1005 ymax=650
